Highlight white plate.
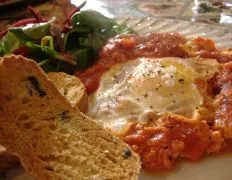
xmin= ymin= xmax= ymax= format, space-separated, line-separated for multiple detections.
xmin=5 ymin=153 xmax=232 ymax=180
xmin=117 ymin=17 xmax=232 ymax=49
xmin=3 ymin=17 xmax=232 ymax=180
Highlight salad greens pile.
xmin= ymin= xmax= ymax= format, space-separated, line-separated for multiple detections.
xmin=0 ymin=10 xmax=135 ymax=74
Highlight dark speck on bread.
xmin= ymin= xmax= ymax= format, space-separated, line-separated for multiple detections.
xmin=60 ymin=111 xmax=70 ymax=122
xmin=27 ymin=76 xmax=46 ymax=97
xmin=123 ymin=148 xmax=132 ymax=159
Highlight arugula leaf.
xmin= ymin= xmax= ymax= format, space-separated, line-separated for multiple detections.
xmin=0 ymin=32 xmax=22 ymax=55
xmin=62 ymin=10 xmax=136 ymax=71
xmin=72 ymin=48 xmax=90 ymax=70
xmin=71 ymin=10 xmax=116 ymax=30
xmin=10 ymin=18 xmax=54 ymax=40
xmin=23 ymin=20 xmax=52 ymax=39
xmin=90 ymin=30 xmax=117 ymax=50
xmin=26 ymin=36 xmax=77 ymax=73
xmin=0 ymin=19 xmax=54 ymax=56
xmin=26 ymin=41 xmax=48 ymax=61
xmin=63 ymin=30 xmax=108 ymax=69
xmin=0 ymin=10 xmax=136 ymax=74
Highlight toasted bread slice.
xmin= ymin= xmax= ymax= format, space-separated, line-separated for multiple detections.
xmin=47 ymin=72 xmax=88 ymax=113
xmin=0 ymin=71 xmax=88 ymax=171
xmin=0 ymin=55 xmax=140 ymax=180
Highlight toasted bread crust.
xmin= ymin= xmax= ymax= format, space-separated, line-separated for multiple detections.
xmin=47 ymin=72 xmax=88 ymax=113
xmin=0 ymin=55 xmax=140 ymax=180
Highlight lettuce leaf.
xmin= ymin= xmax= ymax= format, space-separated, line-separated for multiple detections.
xmin=0 ymin=10 xmax=135 ymax=73
xmin=0 ymin=32 xmax=22 ymax=55
xmin=9 ymin=18 xmax=54 ymax=41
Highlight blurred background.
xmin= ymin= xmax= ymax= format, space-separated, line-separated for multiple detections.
xmin=0 ymin=0 xmax=232 ymax=31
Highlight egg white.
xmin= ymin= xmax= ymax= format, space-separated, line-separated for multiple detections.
xmin=88 ymin=57 xmax=219 ymax=133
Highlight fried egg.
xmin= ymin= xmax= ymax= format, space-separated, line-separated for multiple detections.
xmin=88 ymin=57 xmax=219 ymax=133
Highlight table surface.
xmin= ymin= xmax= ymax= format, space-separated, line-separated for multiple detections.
xmin=0 ymin=0 xmax=232 ymax=31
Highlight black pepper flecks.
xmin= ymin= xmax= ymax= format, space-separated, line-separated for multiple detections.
xmin=123 ymin=148 xmax=132 ymax=158
xmin=27 ymin=76 xmax=46 ymax=97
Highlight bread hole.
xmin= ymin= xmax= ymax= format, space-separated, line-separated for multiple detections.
xmin=59 ymin=128 xmax=68 ymax=134
xmin=104 ymin=151 xmax=117 ymax=164
xmin=100 ymin=159 xmax=107 ymax=164
xmin=27 ymin=103 xmax=33 ymax=108
xmin=49 ymin=125 xmax=57 ymax=131
xmin=39 ymin=104 xmax=45 ymax=107
xmin=21 ymin=97 xmax=30 ymax=104
xmin=24 ymin=121 xmax=34 ymax=129
xmin=43 ymin=117 xmax=56 ymax=121
xmin=61 ymin=142 xmax=69 ymax=149
xmin=4 ymin=94 xmax=13 ymax=102
xmin=80 ymin=128 xmax=88 ymax=132
xmin=64 ymin=87 xmax=68 ymax=96
xmin=32 ymin=142 xmax=37 ymax=148
xmin=18 ymin=114 xmax=29 ymax=121
xmin=39 ymin=155 xmax=56 ymax=161
xmin=38 ymin=155 xmax=46 ymax=161
xmin=45 ymin=166 xmax=54 ymax=171
xmin=33 ymin=127 xmax=43 ymax=132
xmin=27 ymin=167 xmax=32 ymax=173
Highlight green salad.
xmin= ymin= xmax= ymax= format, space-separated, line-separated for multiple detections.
xmin=0 ymin=10 xmax=135 ymax=74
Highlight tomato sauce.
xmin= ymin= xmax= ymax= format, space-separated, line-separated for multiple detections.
xmin=76 ymin=64 xmax=106 ymax=94
xmin=123 ymin=115 xmax=211 ymax=171
xmin=75 ymin=33 xmax=187 ymax=94
xmin=75 ymin=32 xmax=232 ymax=172
xmin=76 ymin=33 xmax=232 ymax=94
xmin=213 ymin=62 xmax=232 ymax=138
xmin=198 ymin=51 xmax=232 ymax=64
